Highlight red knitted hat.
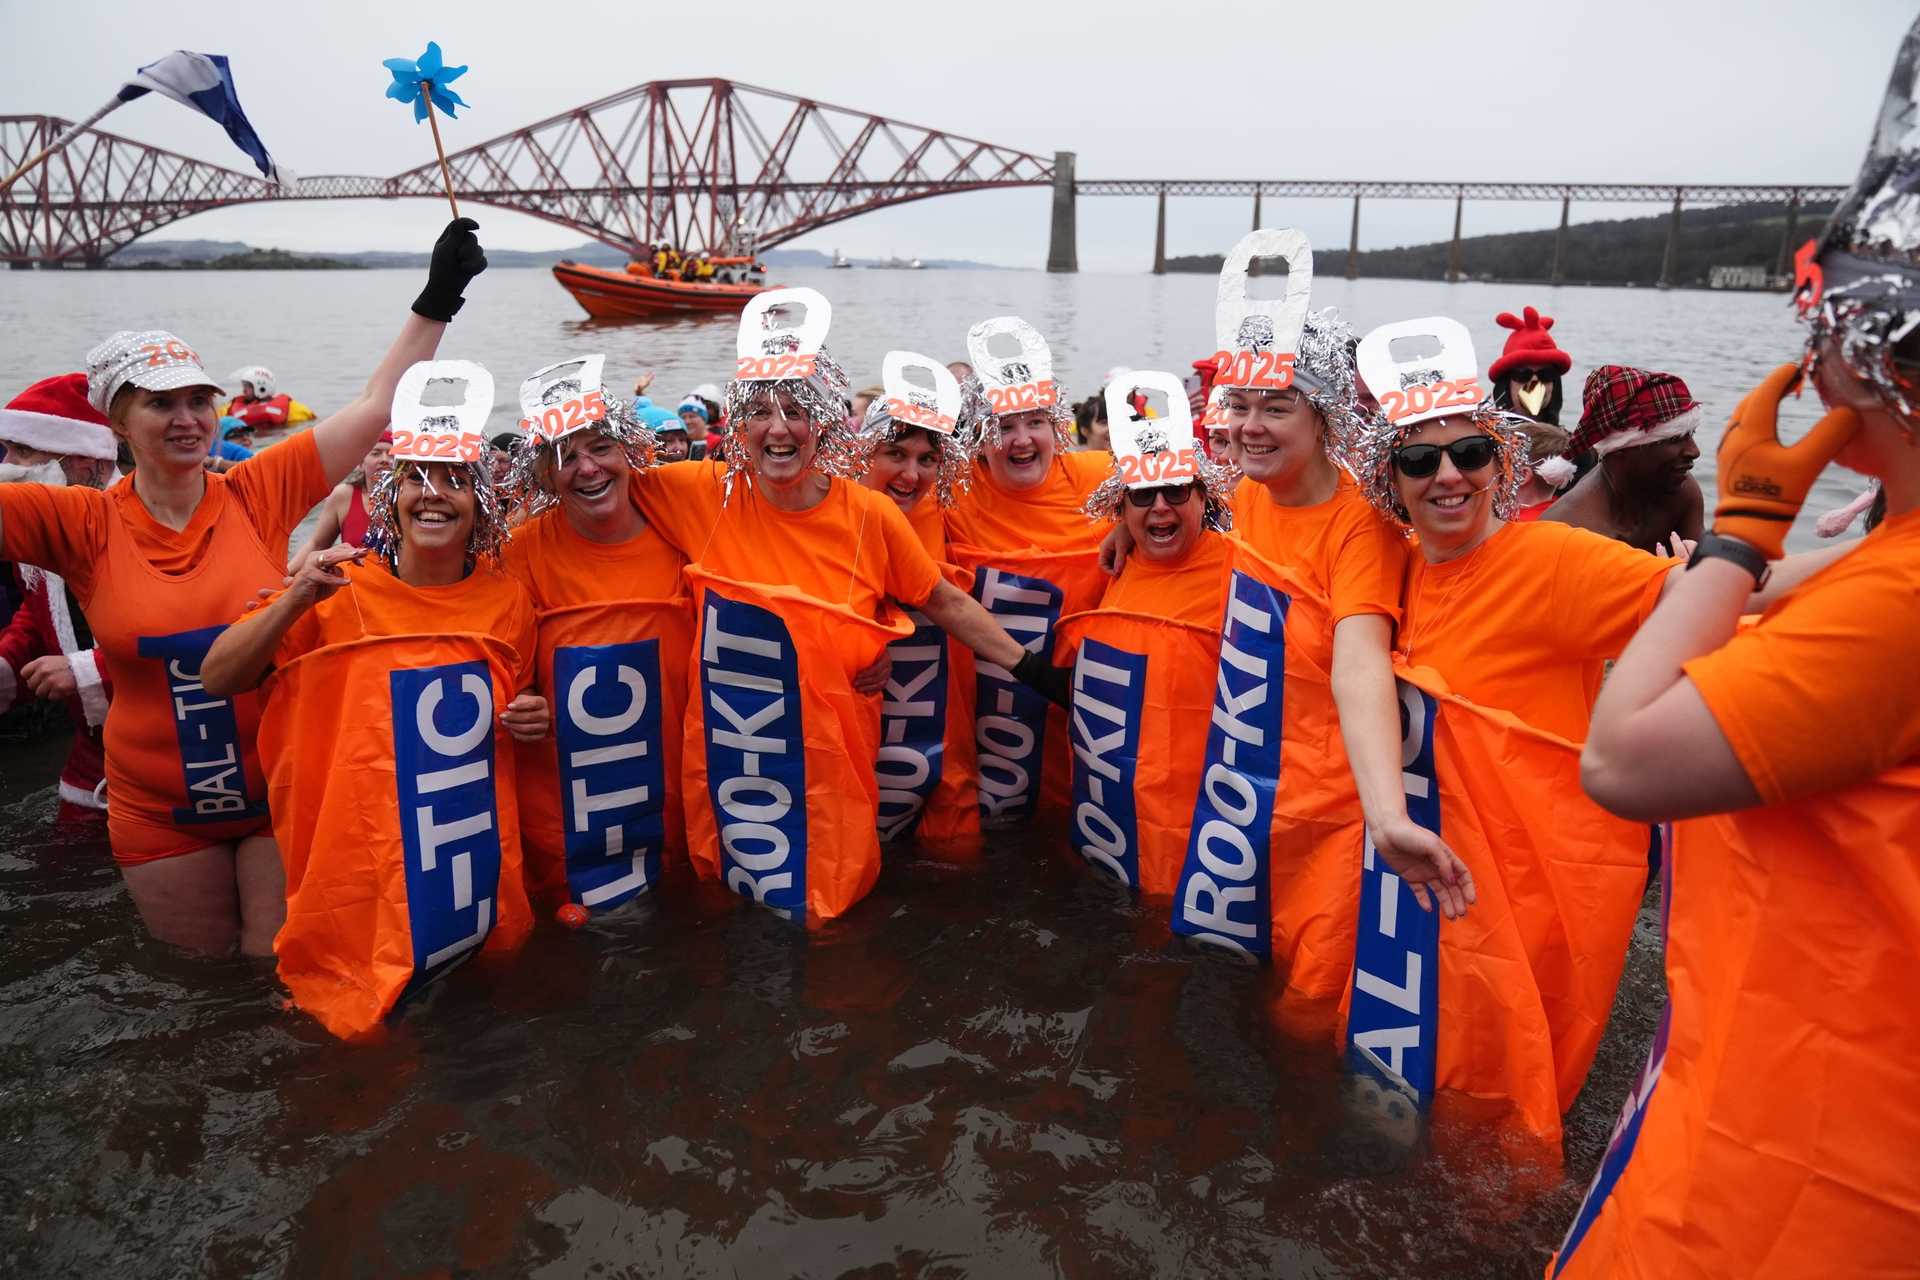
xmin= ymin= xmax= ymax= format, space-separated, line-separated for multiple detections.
xmin=1488 ymin=306 xmax=1572 ymax=382
xmin=0 ymin=372 xmax=118 ymax=461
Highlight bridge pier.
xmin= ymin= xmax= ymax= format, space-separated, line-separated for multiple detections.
xmin=1660 ymin=189 xmax=1684 ymax=288
xmin=1774 ymin=189 xmax=1802 ymax=280
xmin=1046 ymin=150 xmax=1077 ymax=273
xmin=1347 ymin=194 xmax=1361 ymax=280
xmin=1248 ymin=188 xmax=1262 ymax=275
xmin=1152 ymin=186 xmax=1167 ymax=275
xmin=1445 ymin=189 xmax=1464 ymax=282
xmin=1551 ymin=193 xmax=1570 ymax=285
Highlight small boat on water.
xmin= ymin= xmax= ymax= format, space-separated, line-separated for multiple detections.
xmin=830 ymin=249 xmax=853 ymax=269
xmin=552 ymin=257 xmax=775 ymax=319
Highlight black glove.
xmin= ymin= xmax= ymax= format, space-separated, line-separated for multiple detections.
xmin=412 ymin=217 xmax=487 ymax=322
xmin=1012 ymin=649 xmax=1072 ymax=710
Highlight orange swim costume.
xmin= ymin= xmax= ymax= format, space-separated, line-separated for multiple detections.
xmin=683 ymin=565 xmax=911 ymax=922
xmin=0 ymin=435 xmax=328 ymax=863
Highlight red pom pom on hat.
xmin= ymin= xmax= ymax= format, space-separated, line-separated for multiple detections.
xmin=1488 ymin=306 xmax=1573 ymax=382
xmin=0 ymin=373 xmax=118 ymax=461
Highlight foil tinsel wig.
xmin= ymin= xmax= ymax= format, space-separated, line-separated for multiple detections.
xmin=719 ymin=350 xmax=853 ymax=499
xmin=837 ymin=372 xmax=990 ymax=508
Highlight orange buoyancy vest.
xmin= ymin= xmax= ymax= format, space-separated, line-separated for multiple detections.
xmin=944 ymin=543 xmax=1107 ymax=823
xmin=1550 ymin=768 xmax=1920 ymax=1278
xmin=516 ymin=596 xmax=693 ymax=916
xmin=260 ymin=631 xmax=534 ymax=1039
xmin=682 ymin=565 xmax=911 ymax=921
xmin=1342 ymin=664 xmax=1650 ymax=1149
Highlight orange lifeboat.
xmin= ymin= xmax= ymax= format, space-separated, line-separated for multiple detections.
xmin=552 ymin=256 xmax=776 ymax=319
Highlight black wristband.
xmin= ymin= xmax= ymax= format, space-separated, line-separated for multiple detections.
xmin=1688 ymin=532 xmax=1771 ymax=587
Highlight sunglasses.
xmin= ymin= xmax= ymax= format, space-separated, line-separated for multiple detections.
xmin=1125 ymin=483 xmax=1196 ymax=508
xmin=1391 ymin=435 xmax=1498 ymax=479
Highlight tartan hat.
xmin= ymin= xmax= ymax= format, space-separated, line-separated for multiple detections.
xmin=1570 ymin=365 xmax=1702 ymax=457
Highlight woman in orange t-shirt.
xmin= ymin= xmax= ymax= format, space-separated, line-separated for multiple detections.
xmin=0 ymin=219 xmax=487 ymax=955
xmin=1561 ymin=284 xmax=1920 ymax=1275
xmin=501 ymin=355 xmax=691 ymax=916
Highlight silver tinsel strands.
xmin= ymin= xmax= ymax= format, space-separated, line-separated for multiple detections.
xmin=1081 ymin=453 xmax=1239 ymax=532
xmin=504 ymin=392 xmax=658 ymax=519
xmin=366 ymin=458 xmax=512 ymax=568
xmin=1340 ymin=400 xmax=1533 ymax=527
xmin=835 ymin=372 xmax=990 ymax=508
xmin=1293 ymin=308 xmax=1368 ymax=453
xmin=720 ymin=350 xmax=853 ymax=500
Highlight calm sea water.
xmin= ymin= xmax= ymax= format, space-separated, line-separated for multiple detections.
xmin=0 ymin=265 xmax=1830 ymax=1277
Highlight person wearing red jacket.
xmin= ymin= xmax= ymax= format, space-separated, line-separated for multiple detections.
xmin=0 ymin=373 xmax=121 ymax=821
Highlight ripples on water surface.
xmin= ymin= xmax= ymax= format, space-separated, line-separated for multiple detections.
xmin=0 ymin=733 xmax=1665 ymax=1278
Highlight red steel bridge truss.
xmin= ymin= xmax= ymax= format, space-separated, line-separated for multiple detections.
xmin=0 ymin=77 xmax=1847 ymax=276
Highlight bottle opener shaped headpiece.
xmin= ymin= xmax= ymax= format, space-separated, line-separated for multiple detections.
xmin=735 ymin=287 xmax=832 ymax=381
xmin=1105 ymin=369 xmax=1199 ymax=489
xmin=1212 ymin=228 xmax=1314 ymax=391
xmin=389 ymin=359 xmax=493 ymax=465
xmin=880 ymin=350 xmax=961 ymax=434
xmin=966 ymin=315 xmax=1060 ymax=416
xmin=1355 ymin=318 xmax=1485 ymax=429
xmin=517 ymin=353 xmax=608 ymax=445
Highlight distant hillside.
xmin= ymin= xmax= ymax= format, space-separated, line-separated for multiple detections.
xmin=1165 ymin=201 xmax=1836 ymax=287
xmin=112 ymin=239 xmax=1012 ymax=271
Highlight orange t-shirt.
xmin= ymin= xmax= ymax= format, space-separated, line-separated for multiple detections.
xmin=1229 ymin=474 xmax=1408 ymax=626
xmin=906 ymin=497 xmax=946 ymax=563
xmin=275 ymin=558 xmax=537 ymax=690
xmin=942 ymin=451 xmax=1112 ymax=553
xmin=631 ymin=460 xmax=941 ymax=618
xmin=1398 ymin=520 xmax=1676 ymax=742
xmin=1096 ymin=528 xmax=1232 ymax=627
xmin=1686 ymin=508 xmax=1920 ymax=806
xmin=502 ymin=504 xmax=688 ymax=610
xmin=0 ymin=435 xmax=328 ymax=855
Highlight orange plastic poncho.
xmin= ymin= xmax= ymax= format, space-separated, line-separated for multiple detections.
xmin=258 ymin=563 xmax=537 ymax=1039
xmin=1343 ymin=665 xmax=1648 ymax=1147
xmin=682 ymin=565 xmax=910 ymax=922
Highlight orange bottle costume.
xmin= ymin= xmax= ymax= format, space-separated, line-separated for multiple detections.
xmin=631 ymin=462 xmax=942 ymax=919
xmin=0 ymin=434 xmax=328 ymax=861
xmin=256 ymin=559 xmax=538 ymax=1039
xmin=504 ymin=508 xmax=691 ymax=915
xmin=1552 ymin=511 xmax=1920 ymax=1276
xmin=942 ymin=451 xmax=1112 ymax=822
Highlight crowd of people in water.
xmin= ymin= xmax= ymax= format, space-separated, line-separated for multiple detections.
xmin=4 ymin=65 xmax=1920 ymax=1269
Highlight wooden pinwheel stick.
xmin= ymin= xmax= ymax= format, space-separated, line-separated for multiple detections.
xmin=421 ymin=81 xmax=459 ymax=219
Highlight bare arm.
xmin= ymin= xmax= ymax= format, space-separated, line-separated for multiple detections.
xmin=1581 ymin=557 xmax=1760 ymax=822
xmin=308 ymin=313 xmax=448 ymax=483
xmin=917 ymin=578 xmax=1026 ymax=670
xmin=202 ymin=545 xmax=363 ymax=696
xmin=1330 ymin=614 xmax=1475 ymax=918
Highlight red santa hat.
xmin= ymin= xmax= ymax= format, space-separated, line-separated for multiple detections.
xmin=1488 ymin=306 xmax=1572 ymax=382
xmin=0 ymin=373 xmax=118 ymax=461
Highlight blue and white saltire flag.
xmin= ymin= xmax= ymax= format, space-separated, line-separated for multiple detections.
xmin=115 ymin=52 xmax=283 ymax=183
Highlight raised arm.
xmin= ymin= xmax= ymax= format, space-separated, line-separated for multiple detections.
xmin=203 ymin=545 xmax=364 ymax=696
xmin=308 ymin=219 xmax=488 ymax=484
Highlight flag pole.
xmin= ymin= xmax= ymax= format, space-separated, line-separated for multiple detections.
xmin=1 ymin=97 xmax=126 ymax=191
xmin=420 ymin=83 xmax=459 ymax=219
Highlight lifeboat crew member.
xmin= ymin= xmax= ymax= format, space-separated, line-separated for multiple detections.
xmin=222 ymin=365 xmax=317 ymax=431
xmin=0 ymin=372 xmax=121 ymax=822
xmin=1558 ymin=34 xmax=1920 ymax=1271
xmin=0 ymin=217 xmax=488 ymax=955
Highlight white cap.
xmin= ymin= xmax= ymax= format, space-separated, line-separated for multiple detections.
xmin=86 ymin=330 xmax=223 ymax=413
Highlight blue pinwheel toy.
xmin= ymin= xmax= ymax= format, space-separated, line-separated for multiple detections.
xmin=381 ymin=41 xmax=469 ymax=215
xmin=382 ymin=41 xmax=468 ymax=122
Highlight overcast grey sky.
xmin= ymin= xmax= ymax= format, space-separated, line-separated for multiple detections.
xmin=2 ymin=0 xmax=1912 ymax=270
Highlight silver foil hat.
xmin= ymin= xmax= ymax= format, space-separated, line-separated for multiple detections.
xmin=504 ymin=388 xmax=658 ymax=519
xmin=1083 ymin=368 xmax=1236 ymax=531
xmin=1799 ymin=13 xmax=1920 ymax=428
xmin=839 ymin=369 xmax=989 ymax=509
xmin=366 ymin=456 xmax=511 ymax=567
xmin=720 ymin=349 xmax=854 ymax=499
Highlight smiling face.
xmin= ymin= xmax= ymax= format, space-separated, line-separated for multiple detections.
xmin=863 ymin=426 xmax=940 ymax=513
xmin=1393 ymin=416 xmax=1499 ymax=559
xmin=111 ymin=385 xmax=219 ymax=473
xmin=1120 ymin=482 xmax=1204 ymax=564
xmin=742 ymin=388 xmax=819 ymax=487
xmin=395 ymin=461 xmax=477 ymax=563
xmin=362 ymin=438 xmax=393 ymax=485
xmin=657 ymin=431 xmax=691 ymax=462
xmin=984 ymin=409 xmax=1057 ymax=490
xmin=550 ymin=430 xmax=634 ymax=529
xmin=1607 ymin=431 xmax=1700 ymax=495
xmin=1226 ymin=387 xmax=1323 ymax=485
